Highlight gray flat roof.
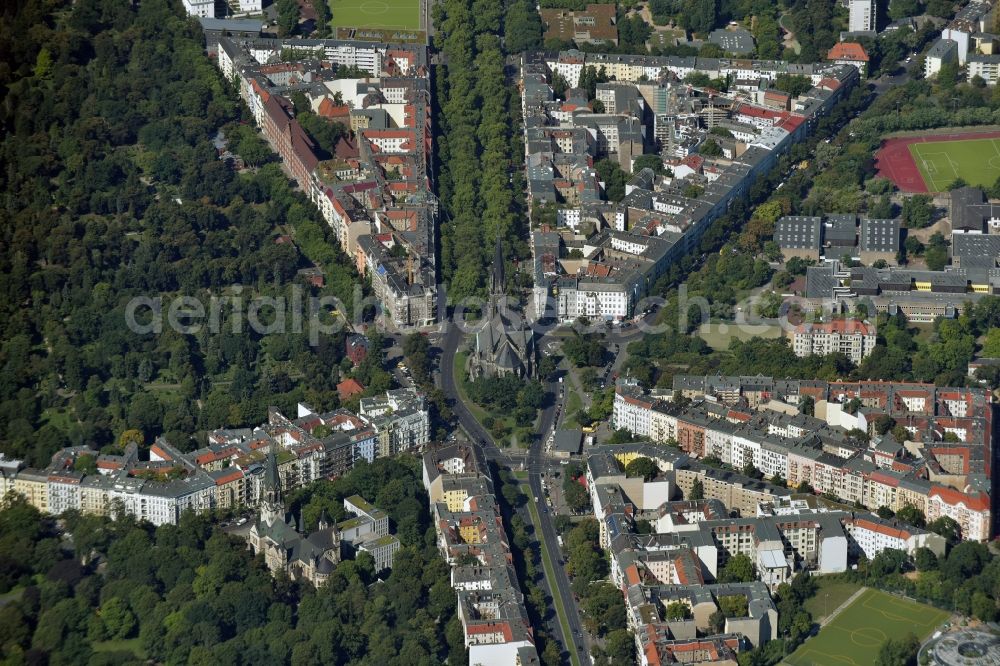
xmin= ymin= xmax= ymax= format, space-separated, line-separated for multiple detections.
xmin=553 ymin=429 xmax=583 ymax=454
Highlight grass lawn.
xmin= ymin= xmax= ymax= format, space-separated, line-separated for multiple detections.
xmin=909 ymin=137 xmax=1000 ymax=191
xmin=329 ymin=0 xmax=420 ymax=30
xmin=802 ymin=579 xmax=862 ymax=622
xmin=91 ymin=638 xmax=145 ymax=658
xmin=40 ymin=407 xmax=74 ymax=431
xmin=523 ymin=483 xmax=581 ymax=666
xmin=453 ymin=351 xmax=487 ymax=423
xmin=697 ymin=321 xmax=782 ymax=351
xmin=453 ymin=350 xmax=518 ymax=444
xmin=785 ymin=588 xmax=948 ymax=666
xmin=564 ymin=390 xmax=583 ymax=426
xmin=0 ymin=587 xmax=24 ymax=608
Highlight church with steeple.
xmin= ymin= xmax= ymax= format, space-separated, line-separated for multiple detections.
xmin=246 ymin=445 xmax=341 ymax=587
xmin=468 ymin=237 xmax=536 ymax=380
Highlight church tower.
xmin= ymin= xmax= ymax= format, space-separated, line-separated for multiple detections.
xmin=469 ymin=236 xmax=536 ymax=380
xmin=260 ymin=443 xmax=284 ymax=527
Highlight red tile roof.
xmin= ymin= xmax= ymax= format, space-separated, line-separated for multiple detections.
xmin=195 ymin=447 xmax=239 ymax=466
xmin=735 ymin=103 xmax=785 ymax=120
xmin=828 ymin=42 xmax=870 ymax=62
xmin=679 ymin=154 xmax=704 ymax=171
xmin=150 ymin=444 xmax=173 ymax=461
xmin=317 ymin=99 xmax=350 ymax=119
xmin=213 ymin=470 xmax=243 ymax=486
xmin=777 ymin=115 xmax=805 ymax=131
xmin=930 ymin=485 xmax=989 ymax=511
xmin=334 ymin=136 xmax=359 ymax=159
xmin=337 ymin=378 xmax=365 ymax=400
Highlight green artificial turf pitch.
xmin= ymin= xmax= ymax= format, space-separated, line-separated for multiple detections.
xmin=329 ymin=0 xmax=421 ymax=30
xmin=783 ymin=588 xmax=948 ymax=666
xmin=909 ymin=136 xmax=1000 ymax=192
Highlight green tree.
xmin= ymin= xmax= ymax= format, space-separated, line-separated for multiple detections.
xmin=603 ymin=629 xmax=635 ymax=663
xmin=99 ymin=597 xmax=137 ymax=640
xmin=34 ymin=47 xmax=53 ymax=79
xmin=875 ymin=633 xmax=919 ymax=666
xmin=873 ymin=414 xmax=896 ymax=435
xmin=972 ymin=591 xmax=998 ymax=622
xmin=913 ymin=547 xmax=938 ymax=571
xmin=504 ymin=0 xmax=543 ymax=52
xmin=632 ymin=154 xmax=667 ymax=174
xmin=982 ymin=327 xmax=1000 ymax=357
xmin=689 ymin=477 xmax=705 ymax=500
xmin=625 ymin=457 xmax=658 ymax=481
xmin=73 ymin=454 xmax=98 ymax=474
xmin=718 ymin=593 xmax=748 ymax=618
xmin=924 ymin=233 xmax=949 ymax=271
xmin=773 ymin=74 xmax=813 ymax=96
xmin=927 ymin=516 xmax=961 ymax=548
xmin=564 ymin=475 xmax=591 ymax=513
xmin=700 ymin=138 xmax=723 ymax=157
xmin=664 ymin=601 xmax=691 ymax=621
xmin=719 ymin=554 xmax=755 ymax=584
xmin=901 ymin=195 xmax=933 ymax=228
xmin=889 ymin=0 xmax=921 ymax=20
xmin=895 ymin=504 xmax=926 ymax=528
xmin=708 ymin=609 xmax=726 ymax=634
xmin=277 ymin=0 xmax=301 ymax=36
xmin=595 ymin=158 xmax=628 ymax=202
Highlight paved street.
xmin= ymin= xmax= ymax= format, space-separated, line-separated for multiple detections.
xmin=408 ymin=54 xmax=918 ymax=661
xmin=439 ymin=317 xmax=588 ymax=665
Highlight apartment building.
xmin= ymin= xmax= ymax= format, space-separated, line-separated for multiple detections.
xmin=524 ymin=51 xmax=859 ymax=322
xmin=789 ymin=319 xmax=877 ymax=363
xmin=613 ymin=378 xmax=993 ymax=541
xmin=422 ymin=445 xmax=540 ymax=666
xmin=587 ymin=448 xmax=946 ymax=664
xmin=359 ymin=388 xmax=431 ymax=456
xmin=2 ymin=390 xmax=430 ymax=527
xmin=214 ymin=36 xmax=437 ymax=329
xmin=848 ymin=0 xmax=875 ymax=32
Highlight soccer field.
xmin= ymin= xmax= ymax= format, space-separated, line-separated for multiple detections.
xmin=909 ymin=137 xmax=1000 ymax=192
xmin=784 ymin=588 xmax=949 ymax=666
xmin=329 ymin=0 xmax=421 ymax=30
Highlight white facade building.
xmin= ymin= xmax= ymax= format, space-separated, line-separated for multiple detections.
xmin=848 ymin=0 xmax=875 ymax=32
xmin=181 ymin=0 xmax=215 ymax=18
xmin=789 ymin=319 xmax=877 ymax=363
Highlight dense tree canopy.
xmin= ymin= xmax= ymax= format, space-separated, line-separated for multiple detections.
xmin=0 ymin=0 xmax=386 ymax=465
xmin=624 ymin=457 xmax=658 ymax=482
xmin=0 ymin=458 xmax=462 ymax=665
xmin=435 ymin=0 xmax=527 ymax=300
xmin=719 ymin=554 xmax=756 ymax=583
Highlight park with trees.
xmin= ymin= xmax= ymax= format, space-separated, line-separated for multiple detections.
xmin=0 ymin=0 xmax=399 ymax=469
xmin=434 ymin=0 xmax=530 ymax=302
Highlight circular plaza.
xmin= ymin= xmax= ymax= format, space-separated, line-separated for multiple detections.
xmin=925 ymin=628 xmax=1000 ymax=665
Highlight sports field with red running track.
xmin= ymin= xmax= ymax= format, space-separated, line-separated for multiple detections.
xmin=874 ymin=130 xmax=1000 ymax=193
